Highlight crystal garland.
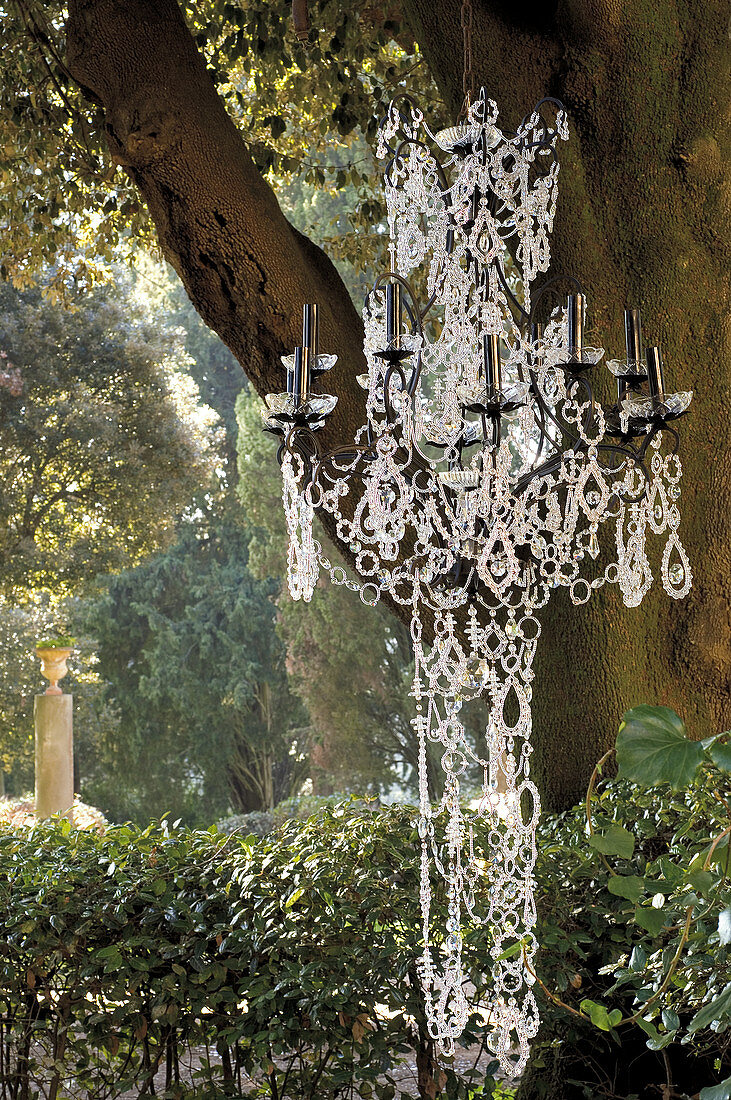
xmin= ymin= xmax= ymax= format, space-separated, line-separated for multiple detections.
xmin=263 ymin=90 xmax=693 ymax=1077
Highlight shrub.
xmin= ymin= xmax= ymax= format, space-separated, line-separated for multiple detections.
xmin=215 ymin=791 xmax=374 ymax=838
xmin=522 ymin=708 xmax=731 ymax=1099
xmin=0 ymin=802 xmax=499 ymax=1099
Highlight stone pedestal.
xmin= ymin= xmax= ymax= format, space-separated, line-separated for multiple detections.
xmin=34 ymin=694 xmax=73 ymax=819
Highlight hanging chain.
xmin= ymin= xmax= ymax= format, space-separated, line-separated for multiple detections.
xmin=461 ymin=0 xmax=474 ymax=114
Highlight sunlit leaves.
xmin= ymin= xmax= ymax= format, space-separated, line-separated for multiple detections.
xmin=0 ymin=273 xmax=218 ymax=596
xmin=0 ymin=0 xmax=441 ymax=294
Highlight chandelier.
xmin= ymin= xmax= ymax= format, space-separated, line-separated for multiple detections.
xmin=262 ymin=70 xmax=692 ymax=1077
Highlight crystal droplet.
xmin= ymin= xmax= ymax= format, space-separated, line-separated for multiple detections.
xmin=653 ymin=503 xmax=663 ymax=523
xmin=505 ymin=619 xmax=519 ymax=639
xmin=669 ymin=562 xmax=685 ymax=586
xmin=588 ymin=530 xmax=600 ymax=559
xmin=492 ymin=559 xmax=508 ymax=578
xmin=586 ymin=490 xmax=601 ymax=507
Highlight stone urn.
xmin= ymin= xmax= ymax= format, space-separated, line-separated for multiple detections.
xmin=35 ymin=646 xmax=73 ymax=695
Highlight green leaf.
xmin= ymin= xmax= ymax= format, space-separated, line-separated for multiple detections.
xmin=284 ymin=887 xmax=305 ymax=909
xmin=580 ymin=999 xmax=619 ymax=1031
xmin=689 ymin=983 xmax=731 ymax=1034
xmin=637 ymin=1016 xmax=661 ymax=1041
xmin=662 ymin=1009 xmax=680 ymax=1033
xmin=718 ymin=907 xmax=731 ymax=946
xmin=687 ymin=869 xmax=714 ymax=894
xmin=710 ymin=741 xmax=731 ymax=773
xmin=588 ymin=825 xmax=635 ymax=859
xmin=700 ymin=1078 xmax=731 ymax=1100
xmin=646 ymin=1032 xmax=675 ymax=1051
xmin=616 ymin=706 xmax=703 ymax=790
xmin=608 ymin=875 xmax=646 ymax=903
xmin=634 ymin=907 xmax=666 ymax=935
xmin=493 ymin=940 xmax=525 ymax=961
xmin=629 ymin=945 xmax=647 ymax=971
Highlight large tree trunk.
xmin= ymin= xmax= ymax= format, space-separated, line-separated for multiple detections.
xmin=403 ymin=0 xmax=731 ymax=809
xmin=65 ymin=0 xmax=730 ymax=817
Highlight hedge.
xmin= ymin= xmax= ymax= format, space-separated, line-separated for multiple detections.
xmin=0 ymin=803 xmax=497 ymax=1099
xmin=3 ymin=710 xmax=731 ymax=1100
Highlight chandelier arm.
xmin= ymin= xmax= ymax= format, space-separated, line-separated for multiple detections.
xmin=492 ymin=259 xmax=530 ymax=325
xmin=640 ymin=421 xmax=679 ymax=459
xmin=521 ymin=384 xmax=583 ymax=460
xmin=377 ymin=93 xmax=426 ymax=156
xmin=516 ymin=365 xmax=552 ymax=465
xmin=567 ymin=374 xmax=600 ymax=440
xmin=528 ymin=274 xmax=585 ymax=325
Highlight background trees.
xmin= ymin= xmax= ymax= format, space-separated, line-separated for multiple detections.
xmin=0 ymin=276 xmax=217 ymax=596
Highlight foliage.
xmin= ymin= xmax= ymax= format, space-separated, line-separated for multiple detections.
xmin=216 ymin=790 xmax=373 ymax=837
xmin=128 ymin=256 xmax=244 ymax=456
xmin=36 ymin=635 xmax=75 ymax=650
xmin=79 ymin=512 xmax=308 ymax=826
xmin=524 ymin=707 xmax=731 ymax=1099
xmin=0 ymin=1 xmax=440 ymax=297
xmin=0 ymin=803 xmax=501 ymax=1099
xmin=0 ymin=275 xmax=219 ymax=597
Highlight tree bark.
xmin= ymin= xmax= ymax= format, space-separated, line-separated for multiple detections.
xmin=403 ymin=0 xmax=731 ymax=809
xmin=64 ymin=0 xmax=731 ymax=815
xmin=65 ymin=0 xmax=368 ymax=455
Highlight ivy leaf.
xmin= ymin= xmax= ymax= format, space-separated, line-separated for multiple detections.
xmin=589 ymin=825 xmax=635 ymax=859
xmin=616 ymin=706 xmax=704 ymax=790
xmin=718 ymin=907 xmax=731 ymax=946
xmin=700 ymin=1079 xmax=731 ymax=1100
xmin=710 ymin=741 xmax=731 ymax=773
xmin=608 ymin=875 xmax=645 ymax=903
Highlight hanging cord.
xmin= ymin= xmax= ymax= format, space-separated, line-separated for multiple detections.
xmin=292 ymin=0 xmax=310 ymax=41
xmin=460 ymin=0 xmax=474 ymax=118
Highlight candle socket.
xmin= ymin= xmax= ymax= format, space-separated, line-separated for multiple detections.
xmin=567 ymin=293 xmax=585 ymax=359
xmin=386 ymin=282 xmax=402 ymax=349
xmin=617 ymin=378 xmax=628 ymax=405
xmin=292 ymin=345 xmax=310 ymax=402
xmin=646 ymin=346 xmax=665 ymax=398
xmin=483 ymin=333 xmax=502 ymax=393
xmin=624 ymin=308 xmax=643 ymax=366
xmin=303 ymin=303 xmax=319 ymax=364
